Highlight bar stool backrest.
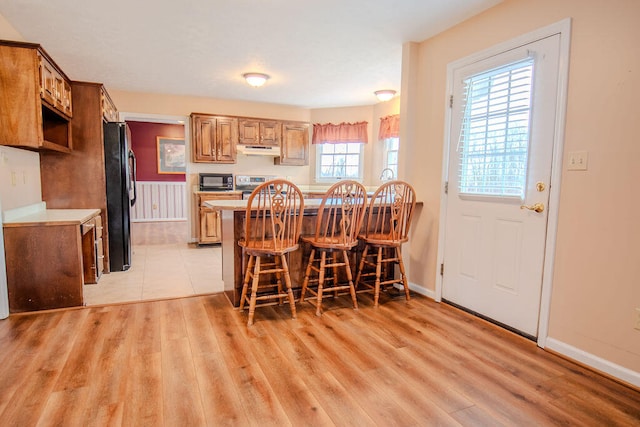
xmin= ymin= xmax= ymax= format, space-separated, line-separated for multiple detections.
xmin=364 ymin=180 xmax=416 ymax=244
xmin=313 ymin=180 xmax=367 ymax=247
xmin=244 ymin=179 xmax=304 ymax=253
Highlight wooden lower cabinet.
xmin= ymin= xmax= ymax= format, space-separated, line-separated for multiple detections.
xmin=4 ymin=210 xmax=101 ymax=312
xmin=82 ymin=214 xmax=104 ymax=284
xmin=197 ymin=192 xmax=242 ymax=244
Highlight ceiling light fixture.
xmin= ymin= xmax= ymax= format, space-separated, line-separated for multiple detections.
xmin=374 ymin=89 xmax=396 ymax=102
xmin=243 ymin=72 xmax=269 ymax=87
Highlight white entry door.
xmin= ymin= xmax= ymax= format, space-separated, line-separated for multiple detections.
xmin=442 ymin=34 xmax=561 ymax=338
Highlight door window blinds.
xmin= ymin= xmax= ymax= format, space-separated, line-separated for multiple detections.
xmin=458 ymin=58 xmax=534 ymax=199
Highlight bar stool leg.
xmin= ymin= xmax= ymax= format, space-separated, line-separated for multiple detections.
xmin=374 ymin=246 xmax=383 ymax=308
xmin=274 ymin=255 xmax=284 ymax=305
xmin=332 ymin=251 xmax=339 ymax=297
xmin=300 ymin=248 xmax=316 ymax=303
xmin=239 ymin=254 xmax=254 ymax=310
xmin=247 ymin=256 xmax=262 ymax=326
xmin=355 ymin=245 xmax=369 ymax=290
xmin=316 ymin=251 xmax=327 ymax=316
xmin=397 ymin=246 xmax=410 ymax=301
xmin=280 ymin=254 xmax=297 ymax=319
xmin=343 ymin=250 xmax=358 ymax=310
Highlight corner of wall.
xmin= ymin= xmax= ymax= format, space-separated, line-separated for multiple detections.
xmin=0 ymin=12 xmax=24 ymax=41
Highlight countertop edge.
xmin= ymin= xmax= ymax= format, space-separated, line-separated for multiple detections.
xmin=3 ymin=208 xmax=101 ymax=227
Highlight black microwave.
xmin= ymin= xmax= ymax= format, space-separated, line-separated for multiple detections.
xmin=199 ymin=173 xmax=233 ymax=191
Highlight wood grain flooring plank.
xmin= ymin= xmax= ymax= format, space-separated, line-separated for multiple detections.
xmin=249 ymin=332 xmax=335 ymax=425
xmin=159 ymin=298 xmax=207 ymax=426
xmin=122 ymin=351 xmax=163 ymax=425
xmin=0 ymin=293 xmax=636 ymax=426
xmin=333 ymin=308 xmax=474 ymax=415
xmin=183 ymin=297 xmax=250 ymax=425
xmin=292 ymin=320 xmax=424 ymax=426
xmin=161 ymin=335 xmax=207 ymax=425
xmin=36 ymin=386 xmax=91 ymax=427
xmin=133 ymin=301 xmax=162 ymax=356
xmin=0 ymin=311 xmax=77 ymax=416
xmin=53 ymin=307 xmax=114 ymax=392
xmin=81 ymin=305 xmax=136 ymax=421
xmin=319 ymin=309 xmax=465 ymax=425
xmin=358 ymin=300 xmax=584 ymax=425
xmin=0 ymin=310 xmax=90 ymax=425
xmin=257 ymin=312 xmax=378 ymax=425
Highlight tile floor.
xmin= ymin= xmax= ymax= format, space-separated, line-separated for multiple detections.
xmin=83 ymin=221 xmax=223 ymax=306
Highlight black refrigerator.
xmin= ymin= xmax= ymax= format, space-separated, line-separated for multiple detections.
xmin=103 ymin=122 xmax=137 ymax=271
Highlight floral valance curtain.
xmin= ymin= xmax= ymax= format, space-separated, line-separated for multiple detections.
xmin=312 ymin=121 xmax=368 ymax=144
xmin=379 ymin=114 xmax=399 ymax=140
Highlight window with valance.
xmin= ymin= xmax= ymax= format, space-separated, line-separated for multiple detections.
xmin=313 ymin=121 xmax=368 ymax=181
xmin=312 ymin=121 xmax=368 ymax=144
xmin=379 ymin=115 xmax=400 ymax=178
xmin=378 ymin=114 xmax=399 ymax=140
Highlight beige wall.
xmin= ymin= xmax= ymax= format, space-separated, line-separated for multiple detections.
xmin=405 ymin=0 xmax=640 ymax=374
xmin=0 ymin=12 xmax=43 ymax=213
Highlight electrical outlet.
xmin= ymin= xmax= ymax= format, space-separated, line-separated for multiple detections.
xmin=635 ymin=308 xmax=640 ymax=331
xmin=568 ymin=151 xmax=588 ymax=171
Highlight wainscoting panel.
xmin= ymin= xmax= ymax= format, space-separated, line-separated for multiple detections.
xmin=131 ymin=181 xmax=187 ymax=222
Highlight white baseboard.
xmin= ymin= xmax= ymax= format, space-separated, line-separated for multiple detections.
xmin=131 ymin=218 xmax=186 ymax=223
xmin=408 ymin=282 xmax=435 ymax=299
xmin=545 ymin=337 xmax=640 ymax=388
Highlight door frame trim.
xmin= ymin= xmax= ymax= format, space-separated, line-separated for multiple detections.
xmin=435 ymin=18 xmax=572 ymax=348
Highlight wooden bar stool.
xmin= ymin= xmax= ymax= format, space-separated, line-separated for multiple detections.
xmin=355 ymin=180 xmax=416 ymax=307
xmin=238 ymin=179 xmax=304 ymax=326
xmin=299 ymin=180 xmax=367 ymax=316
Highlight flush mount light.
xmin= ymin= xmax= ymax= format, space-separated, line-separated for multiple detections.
xmin=243 ymin=72 xmax=270 ymax=87
xmin=374 ymin=89 xmax=396 ymax=102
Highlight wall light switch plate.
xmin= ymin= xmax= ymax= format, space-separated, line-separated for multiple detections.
xmin=568 ymin=151 xmax=588 ymax=171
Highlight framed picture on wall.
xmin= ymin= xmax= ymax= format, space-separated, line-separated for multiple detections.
xmin=157 ymin=137 xmax=186 ymax=174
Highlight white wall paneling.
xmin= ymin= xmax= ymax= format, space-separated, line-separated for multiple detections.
xmin=131 ymin=181 xmax=187 ymax=222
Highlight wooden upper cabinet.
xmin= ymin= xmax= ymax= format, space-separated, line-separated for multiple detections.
xmin=217 ymin=116 xmax=237 ymax=162
xmin=38 ymin=52 xmax=72 ymax=118
xmin=101 ymin=88 xmax=118 ymax=122
xmin=238 ymin=119 xmax=281 ymax=146
xmin=191 ymin=113 xmax=237 ymax=163
xmin=0 ymin=40 xmax=72 ymax=153
xmin=276 ymin=122 xmax=310 ymax=166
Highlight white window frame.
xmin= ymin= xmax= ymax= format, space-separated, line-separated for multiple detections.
xmin=315 ymin=142 xmax=364 ymax=183
xmin=382 ymin=137 xmax=399 ymax=178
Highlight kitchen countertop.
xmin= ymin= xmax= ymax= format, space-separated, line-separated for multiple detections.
xmin=194 ymin=190 xmax=243 ymax=195
xmin=193 ymin=185 xmax=379 ymax=195
xmin=204 ymin=198 xmax=325 ymax=211
xmin=3 ymin=208 xmax=101 ymax=227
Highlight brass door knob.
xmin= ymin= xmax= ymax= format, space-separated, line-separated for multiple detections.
xmin=520 ymin=202 xmax=545 ymax=213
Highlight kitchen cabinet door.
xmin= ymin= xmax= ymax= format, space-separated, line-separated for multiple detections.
xmin=197 ymin=192 xmax=242 ymax=244
xmin=276 ymin=122 xmax=309 ymax=166
xmin=238 ymin=119 xmax=281 ymax=146
xmin=191 ymin=113 xmax=237 ymax=163
xmin=216 ymin=116 xmax=238 ymax=163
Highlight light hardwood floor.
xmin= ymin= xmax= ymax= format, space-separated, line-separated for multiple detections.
xmin=83 ymin=221 xmax=222 ymax=305
xmin=0 ymin=292 xmax=638 ymax=425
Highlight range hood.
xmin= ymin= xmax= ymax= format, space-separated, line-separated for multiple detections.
xmin=237 ymin=145 xmax=281 ymax=156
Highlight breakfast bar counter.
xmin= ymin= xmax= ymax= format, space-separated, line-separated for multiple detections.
xmin=205 ymin=198 xmax=326 ymax=306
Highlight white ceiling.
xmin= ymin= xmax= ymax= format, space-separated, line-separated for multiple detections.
xmin=0 ymin=0 xmax=501 ymax=109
